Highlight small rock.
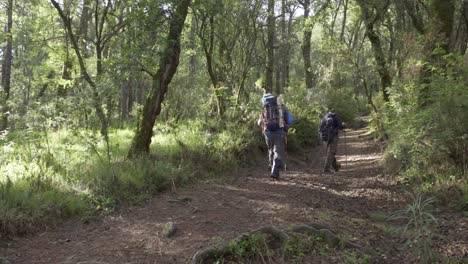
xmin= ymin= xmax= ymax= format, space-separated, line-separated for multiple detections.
xmin=163 ymin=222 xmax=177 ymax=238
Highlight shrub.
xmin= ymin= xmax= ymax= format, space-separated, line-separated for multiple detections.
xmin=383 ymin=55 xmax=468 ymax=207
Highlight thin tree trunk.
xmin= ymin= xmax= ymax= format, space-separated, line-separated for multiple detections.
xmin=265 ymin=0 xmax=275 ymax=93
xmin=331 ymin=0 xmax=342 ymax=32
xmin=340 ymin=0 xmax=349 ymax=41
xmin=1 ymin=0 xmax=13 ymax=130
xmin=357 ymin=0 xmax=392 ymax=102
xmin=121 ymin=79 xmax=130 ymax=120
xmin=197 ymin=14 xmax=225 ymax=117
xmin=189 ymin=14 xmax=197 ymax=85
xmin=128 ymin=0 xmax=191 ymax=157
xmin=78 ymin=0 xmax=92 ymax=44
xmin=57 ymin=36 xmax=73 ymax=97
xmin=51 ymin=0 xmax=109 ymax=142
xmin=275 ymin=64 xmax=281 ymax=95
xmin=285 ymin=8 xmax=296 ymax=89
xmin=302 ymin=0 xmax=314 ymax=90
xmin=276 ymin=0 xmax=287 ymax=95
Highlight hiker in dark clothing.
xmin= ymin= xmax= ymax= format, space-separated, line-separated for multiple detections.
xmin=259 ymin=93 xmax=293 ymax=179
xmin=319 ymin=110 xmax=345 ymax=173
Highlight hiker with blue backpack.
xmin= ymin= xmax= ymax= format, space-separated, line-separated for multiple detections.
xmin=319 ymin=109 xmax=345 ymax=174
xmin=259 ymin=93 xmax=293 ymax=180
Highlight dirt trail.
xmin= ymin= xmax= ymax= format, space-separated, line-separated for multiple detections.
xmin=1 ymin=127 xmax=466 ymax=263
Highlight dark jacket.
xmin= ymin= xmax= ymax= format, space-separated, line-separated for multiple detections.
xmin=319 ymin=112 xmax=344 ymax=139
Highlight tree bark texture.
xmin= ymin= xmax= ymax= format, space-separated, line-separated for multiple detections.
xmin=189 ymin=14 xmax=197 ymax=84
xmin=449 ymin=0 xmax=468 ymax=54
xmin=57 ymin=39 xmax=73 ymax=97
xmin=128 ymin=0 xmax=191 ymax=157
xmin=340 ymin=0 xmax=349 ymax=41
xmin=302 ymin=0 xmax=314 ymax=90
xmin=1 ymin=0 xmax=13 ymax=130
xmin=265 ymin=0 xmax=275 ymax=93
xmin=356 ymin=0 xmax=391 ymax=102
xmin=196 ymin=13 xmax=226 ymax=117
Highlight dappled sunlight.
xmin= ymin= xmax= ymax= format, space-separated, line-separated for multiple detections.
xmin=1 ymin=0 xmax=466 ymax=261
xmin=213 ymin=184 xmax=287 ymax=198
xmin=338 ymin=154 xmax=382 ymax=162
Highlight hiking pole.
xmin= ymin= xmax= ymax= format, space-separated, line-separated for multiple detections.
xmin=284 ymin=135 xmax=288 ymax=172
xmin=344 ymin=128 xmax=348 ymax=170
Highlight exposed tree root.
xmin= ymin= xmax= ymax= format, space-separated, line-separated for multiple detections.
xmin=192 ymin=225 xmax=289 ymax=264
xmin=191 ymin=224 xmax=360 ymax=264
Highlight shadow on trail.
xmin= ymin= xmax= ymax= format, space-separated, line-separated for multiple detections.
xmin=0 ymin=127 xmax=411 ymax=263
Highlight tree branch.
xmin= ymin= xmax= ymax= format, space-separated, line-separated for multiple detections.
xmin=50 ymin=0 xmax=96 ymax=88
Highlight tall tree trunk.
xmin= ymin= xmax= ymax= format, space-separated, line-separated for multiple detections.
xmin=128 ymin=0 xmax=191 ymax=157
xmin=285 ymin=8 xmax=296 ymax=89
xmin=302 ymin=0 xmax=314 ymax=90
xmin=121 ymin=79 xmax=131 ymax=120
xmin=357 ymin=0 xmax=392 ymax=102
xmin=51 ymin=0 xmax=109 ymax=140
xmin=366 ymin=29 xmax=392 ymax=102
xmin=78 ymin=0 xmax=92 ymax=44
xmin=450 ymin=0 xmax=468 ymax=55
xmin=197 ymin=14 xmax=225 ymax=117
xmin=58 ymin=0 xmax=91 ymax=97
xmin=276 ymin=0 xmax=290 ymax=94
xmin=340 ymin=0 xmax=349 ymax=41
xmin=430 ymin=0 xmax=455 ymax=54
xmin=1 ymin=0 xmax=13 ymax=131
xmin=189 ymin=14 xmax=197 ymax=85
xmin=275 ymin=63 xmax=281 ymax=95
xmin=275 ymin=0 xmax=286 ymax=95
xmin=57 ymin=37 xmax=73 ymax=97
xmin=402 ymin=0 xmax=457 ymax=104
xmin=265 ymin=0 xmax=275 ymax=93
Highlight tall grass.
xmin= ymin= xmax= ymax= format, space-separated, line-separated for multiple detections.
xmin=0 ymin=119 xmax=263 ymax=237
xmin=389 ymin=192 xmax=438 ymax=263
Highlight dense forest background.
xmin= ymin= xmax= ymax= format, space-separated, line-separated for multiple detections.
xmin=0 ymin=0 xmax=467 ymax=242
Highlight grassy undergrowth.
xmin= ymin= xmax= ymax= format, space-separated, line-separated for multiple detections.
xmin=0 ymin=119 xmax=267 ymax=237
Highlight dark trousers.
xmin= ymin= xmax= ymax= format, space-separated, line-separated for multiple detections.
xmin=265 ymin=133 xmax=285 ymax=177
xmin=324 ymin=135 xmax=339 ymax=171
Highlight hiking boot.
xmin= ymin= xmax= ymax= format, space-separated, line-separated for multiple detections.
xmin=334 ymin=163 xmax=341 ymax=172
xmin=270 ymin=174 xmax=280 ymax=180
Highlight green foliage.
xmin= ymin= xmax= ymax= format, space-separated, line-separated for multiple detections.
xmin=326 ymin=87 xmax=362 ymax=123
xmin=0 ymin=118 xmax=263 ymax=236
xmin=383 ymin=55 xmax=468 ymax=208
xmin=227 ymin=233 xmax=273 ymax=262
xmin=342 ymin=250 xmax=371 ymax=264
xmin=284 ymin=232 xmax=314 ymax=262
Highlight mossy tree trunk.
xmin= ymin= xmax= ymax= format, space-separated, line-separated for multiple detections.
xmin=301 ymin=0 xmax=314 ymax=90
xmin=401 ymin=0 xmax=458 ymax=104
xmin=1 ymin=0 xmax=13 ymax=131
xmin=128 ymin=0 xmax=191 ymax=158
xmin=356 ymin=0 xmax=392 ymax=103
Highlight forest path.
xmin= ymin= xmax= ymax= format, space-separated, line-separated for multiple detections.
xmin=1 ymin=127 xmax=466 ymax=263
